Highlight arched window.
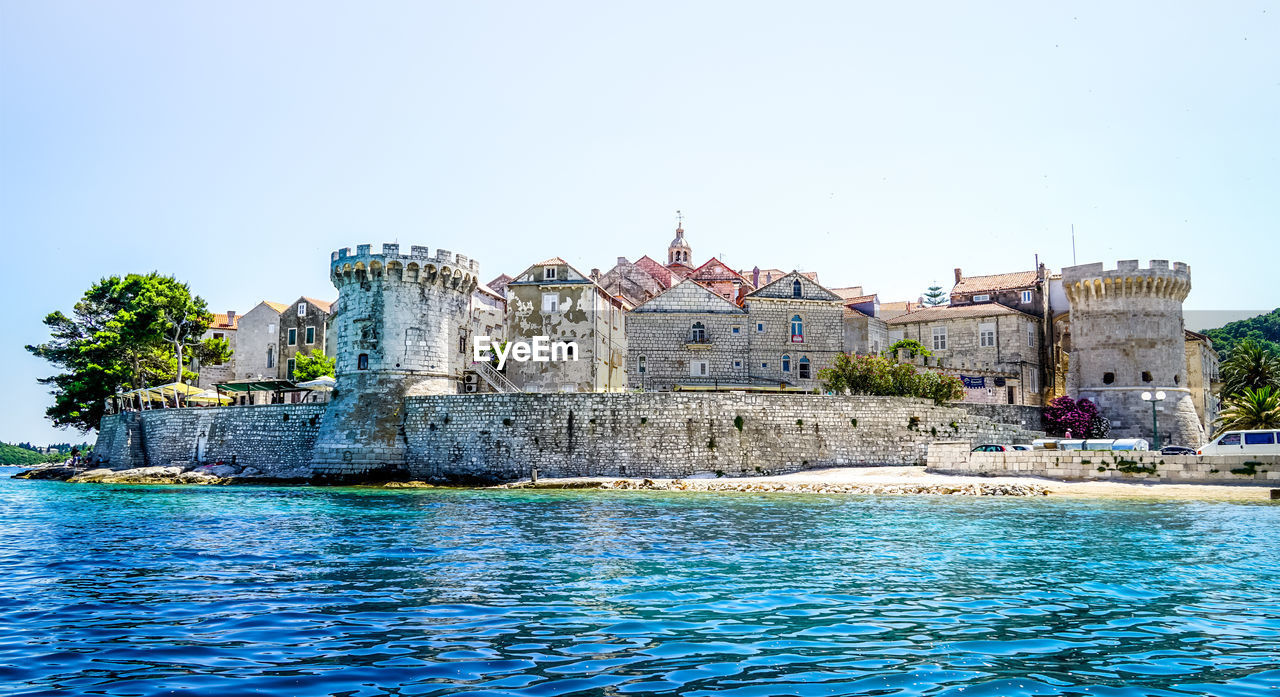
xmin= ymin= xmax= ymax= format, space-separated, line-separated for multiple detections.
xmin=638 ymin=356 xmax=646 ymax=374
xmin=691 ymin=322 xmax=707 ymax=343
xmin=792 ymin=279 xmax=803 ymax=298
xmin=357 ymin=353 xmax=369 ymax=371
xmin=798 ymin=356 xmax=811 ymax=379
xmin=791 ymin=315 xmax=804 ymax=343
xmin=782 ymin=355 xmax=791 ymax=373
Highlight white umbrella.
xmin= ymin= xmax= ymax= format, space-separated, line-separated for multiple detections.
xmin=188 ymin=389 xmax=233 ymax=404
xmin=297 ymin=376 xmax=336 ymax=391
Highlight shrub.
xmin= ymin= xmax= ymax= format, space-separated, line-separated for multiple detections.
xmin=1043 ymin=396 xmax=1110 ymax=438
xmin=817 ymin=353 xmax=964 ymax=404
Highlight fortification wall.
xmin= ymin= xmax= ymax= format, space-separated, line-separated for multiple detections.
xmin=927 ymin=441 xmax=1280 ymax=485
xmin=94 ymin=405 xmax=326 ymax=476
xmin=401 ymin=393 xmax=1044 ymax=482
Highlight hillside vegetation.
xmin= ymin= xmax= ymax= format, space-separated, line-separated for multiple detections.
xmin=1205 ymin=308 xmax=1280 ymax=359
xmin=0 ymin=442 xmax=67 ymax=466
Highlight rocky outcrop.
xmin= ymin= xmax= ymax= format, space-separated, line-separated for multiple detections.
xmin=12 ymin=462 xmax=304 ymax=486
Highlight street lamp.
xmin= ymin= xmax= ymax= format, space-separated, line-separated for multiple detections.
xmin=1141 ymin=390 xmax=1167 ymax=449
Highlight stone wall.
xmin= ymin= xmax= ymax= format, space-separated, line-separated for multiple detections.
xmin=402 ymin=393 xmax=1044 ymax=482
xmin=94 ymin=405 xmax=326 ymax=477
xmin=926 ymin=441 xmax=1280 ymax=485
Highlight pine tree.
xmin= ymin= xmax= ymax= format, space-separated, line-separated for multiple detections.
xmin=922 ymin=284 xmax=948 ymax=307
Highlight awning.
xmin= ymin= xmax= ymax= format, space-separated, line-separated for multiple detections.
xmin=120 ymin=382 xmax=205 ymax=399
xmin=214 ymin=379 xmax=308 ymax=393
xmin=188 ymin=389 xmax=234 ymax=404
xmin=296 ymin=376 xmax=336 ymax=391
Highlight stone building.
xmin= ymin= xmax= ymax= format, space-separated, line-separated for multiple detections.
xmin=1062 ymin=260 xmax=1203 ymax=447
xmin=471 ymin=284 xmax=507 ymax=342
xmin=627 ymin=279 xmax=750 ymax=391
xmin=278 ymin=297 xmax=334 ymax=381
xmin=950 ymin=267 xmax=1048 ymax=316
xmin=834 ymin=291 xmax=889 ymax=356
xmin=486 ymin=274 xmax=513 ymax=299
xmin=744 ymin=272 xmax=846 ymax=390
xmin=688 ymin=257 xmax=754 ymax=304
xmin=886 ymin=303 xmax=1044 ymax=405
xmin=1184 ymin=329 xmax=1220 ymax=434
xmin=234 ymin=300 xmax=289 ymax=382
xmin=311 ymin=243 xmax=478 ymax=478
xmin=194 ymin=311 xmax=238 ymax=388
xmin=505 ymin=257 xmax=628 ymax=393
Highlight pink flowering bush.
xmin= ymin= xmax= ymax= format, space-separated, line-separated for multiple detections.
xmin=1043 ymin=396 xmax=1110 ymax=438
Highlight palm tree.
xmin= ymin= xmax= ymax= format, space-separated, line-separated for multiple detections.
xmin=1214 ymin=386 xmax=1280 ymax=437
xmin=1219 ymin=339 xmax=1280 ymax=399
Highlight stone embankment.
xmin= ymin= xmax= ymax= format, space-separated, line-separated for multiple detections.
xmin=13 ymin=462 xmax=304 ymax=485
xmin=503 ymin=478 xmax=1050 ymax=497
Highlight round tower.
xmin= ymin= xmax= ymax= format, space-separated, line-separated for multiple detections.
xmin=311 ymin=243 xmax=478 ymax=480
xmin=1063 ymin=259 xmax=1203 ymax=447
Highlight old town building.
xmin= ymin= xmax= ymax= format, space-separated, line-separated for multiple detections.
xmin=194 ymin=311 xmax=238 ymax=388
xmin=597 ymin=256 xmax=670 ymax=307
xmin=627 ymin=279 xmax=750 ymax=391
xmin=277 ymin=297 xmax=334 ymax=380
xmin=504 ymin=257 xmax=628 ymax=393
xmin=744 ymin=272 xmax=846 ymax=391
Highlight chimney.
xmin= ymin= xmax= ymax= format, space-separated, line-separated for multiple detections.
xmin=752 ymin=266 xmax=760 ymax=287
xmin=227 ymin=310 xmax=236 ymax=325
xmin=954 ymin=268 xmax=963 ymax=284
xmin=617 ymin=257 xmax=628 ymax=266
xmin=590 ymin=268 xmax=601 ymax=281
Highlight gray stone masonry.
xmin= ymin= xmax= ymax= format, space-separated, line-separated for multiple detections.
xmin=627 ymin=279 xmax=749 ymax=390
xmin=403 ymin=393 xmax=1044 ymax=482
xmin=927 ymin=441 xmax=1280 ymax=485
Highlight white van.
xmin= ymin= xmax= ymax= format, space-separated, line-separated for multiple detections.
xmin=1197 ymin=430 xmax=1280 ymax=456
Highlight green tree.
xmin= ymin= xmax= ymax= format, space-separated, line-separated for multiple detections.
xmin=1218 ymin=338 xmax=1280 ymax=399
xmin=886 ymin=338 xmax=932 ymax=359
xmin=1214 ymin=386 xmax=1280 ymax=436
xmin=817 ymin=353 xmax=964 ymax=404
xmin=26 ymin=273 xmax=216 ymax=431
xmin=922 ymin=284 xmax=948 ymax=307
xmin=294 ymin=348 xmax=336 ymax=381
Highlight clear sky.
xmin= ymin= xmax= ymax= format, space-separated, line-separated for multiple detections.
xmin=1 ymin=2 xmax=1277 ymax=444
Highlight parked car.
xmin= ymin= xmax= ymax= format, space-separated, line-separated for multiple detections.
xmin=1197 ymin=430 xmax=1280 ymax=456
xmin=972 ymin=444 xmax=1011 ymax=452
xmin=1010 ymin=444 xmax=1033 ymax=451
xmin=1160 ymin=445 xmax=1197 ymax=455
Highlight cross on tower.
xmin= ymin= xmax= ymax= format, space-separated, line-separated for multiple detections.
xmin=675 ymin=210 xmax=683 ymax=228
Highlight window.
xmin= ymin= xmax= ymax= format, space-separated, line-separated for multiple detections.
xmin=268 ymin=323 xmax=276 ymax=333
xmin=286 ymin=358 xmax=295 ymax=380
xmin=761 ymin=362 xmax=768 ymax=369
xmin=544 ymin=267 xmax=557 ymax=280
xmin=638 ymin=356 xmax=646 ymax=374
xmin=1142 ymin=371 xmax=1153 ymax=383
xmin=973 ymin=294 xmax=990 ymax=302
xmin=1244 ymin=432 xmax=1275 ymax=445
xmin=266 ymin=347 xmax=274 ymax=369
xmin=932 ymin=326 xmax=947 ymax=351
xmin=298 ymin=303 xmax=307 ymax=317
xmin=792 ymin=279 xmax=803 ymax=298
xmin=1021 ymin=290 xmax=1033 ymax=304
xmin=213 ymin=332 xmax=223 ymax=341
xmin=690 ymin=322 xmax=707 ymax=343
xmin=756 ymin=322 xmax=765 ymax=333
xmin=732 ymin=326 xmax=740 ymax=334
xmin=979 ymin=323 xmax=995 ymax=347
xmin=798 ymin=357 xmax=811 ymax=379
xmin=305 ymin=326 xmax=316 ymax=344
xmin=1028 ymin=370 xmax=1038 ymax=391
xmin=690 ymin=360 xmax=709 ymax=377
xmin=542 ymin=293 xmax=559 ymax=313
xmin=288 ymin=328 xmax=297 ymax=346
xmin=782 ymin=354 xmax=791 ymax=373
xmin=733 ymin=360 xmax=742 ymax=369
xmin=357 ymin=353 xmax=369 ymax=370
xmin=1103 ymin=372 xmax=1115 ymax=384
xmin=1218 ymin=433 xmax=1240 ymax=446
xmin=791 ymin=315 xmax=804 ymax=343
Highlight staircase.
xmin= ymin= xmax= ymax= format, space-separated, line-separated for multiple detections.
xmin=472 ymin=361 xmax=521 ymax=394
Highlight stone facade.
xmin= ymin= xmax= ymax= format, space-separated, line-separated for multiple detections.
xmin=194 ymin=311 xmax=238 ymax=388
xmin=626 ymin=279 xmax=749 ymax=390
xmin=746 ymin=273 xmax=851 ymax=390
xmin=505 ymin=258 xmax=627 ymax=393
xmin=404 ymin=393 xmax=1044 ymax=482
xmin=887 ymin=303 xmax=1044 ymax=405
xmin=597 ymin=256 xmax=669 ymax=307
xmin=278 ymin=297 xmax=333 ymax=381
xmin=1184 ymin=329 xmax=1220 ymax=434
xmin=234 ymin=301 xmax=287 ymax=382
xmin=1063 ymin=260 xmax=1204 ymax=447
xmin=927 ymin=441 xmax=1280 ymax=485
xmin=311 ymin=243 xmax=478 ymax=479
xmin=842 ymin=307 xmax=888 ymax=356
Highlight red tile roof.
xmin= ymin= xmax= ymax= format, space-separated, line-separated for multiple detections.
xmin=953 ymin=270 xmax=1038 ymax=294
xmin=303 ymin=297 xmax=334 ymax=313
xmin=534 ymin=257 xmax=568 ymax=266
xmin=261 ymin=301 xmax=290 ymax=313
xmin=690 ymin=257 xmax=752 ymax=285
xmin=209 ymin=312 xmax=239 ymax=329
xmin=634 ymin=256 xmax=674 ymax=288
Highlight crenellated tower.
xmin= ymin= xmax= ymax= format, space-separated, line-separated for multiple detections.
xmin=1062 ymin=259 xmax=1204 ymax=447
xmin=311 ymin=243 xmax=479 ymax=480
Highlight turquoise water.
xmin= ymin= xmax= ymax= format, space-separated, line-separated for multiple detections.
xmin=1 ymin=468 xmax=1278 ymax=696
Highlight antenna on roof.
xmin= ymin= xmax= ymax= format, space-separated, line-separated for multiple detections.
xmin=1071 ymin=224 xmax=1077 ymax=265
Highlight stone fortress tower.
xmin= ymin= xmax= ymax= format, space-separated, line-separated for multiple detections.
xmin=1062 ymin=260 xmax=1204 ymax=447
xmin=311 ymin=243 xmax=478 ymax=480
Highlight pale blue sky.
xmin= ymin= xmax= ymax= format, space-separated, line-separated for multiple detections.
xmin=2 ymin=2 xmax=1277 ymax=443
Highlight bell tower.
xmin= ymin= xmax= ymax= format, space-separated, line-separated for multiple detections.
xmin=667 ymin=210 xmax=691 ymax=265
